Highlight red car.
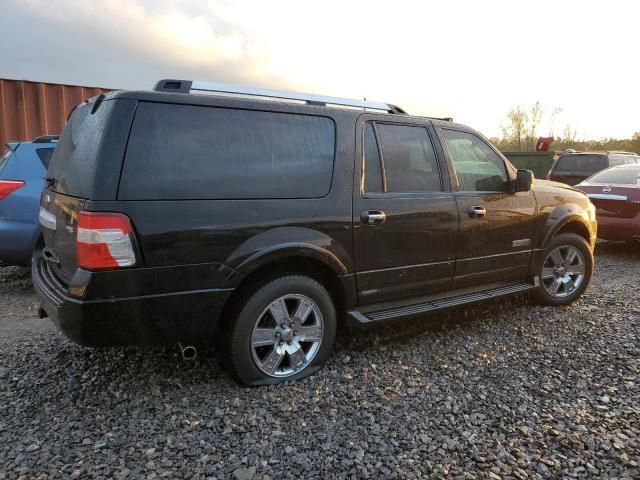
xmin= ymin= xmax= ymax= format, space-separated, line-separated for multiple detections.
xmin=576 ymin=164 xmax=640 ymax=242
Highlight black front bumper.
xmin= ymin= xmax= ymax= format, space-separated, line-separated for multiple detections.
xmin=32 ymin=258 xmax=233 ymax=346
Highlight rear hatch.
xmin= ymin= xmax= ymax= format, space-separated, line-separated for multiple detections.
xmin=550 ymin=154 xmax=607 ymax=186
xmin=39 ymin=97 xmax=117 ymax=284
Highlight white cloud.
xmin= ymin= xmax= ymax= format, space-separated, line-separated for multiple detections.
xmin=2 ymin=0 xmax=639 ymax=139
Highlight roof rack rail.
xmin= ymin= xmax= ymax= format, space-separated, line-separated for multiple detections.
xmin=32 ymin=135 xmax=59 ymax=143
xmin=607 ymin=150 xmax=636 ymax=155
xmin=153 ymin=79 xmax=407 ymax=114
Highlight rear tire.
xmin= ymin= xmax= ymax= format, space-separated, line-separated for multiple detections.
xmin=533 ymin=233 xmax=594 ymax=306
xmin=216 ymin=275 xmax=336 ymax=386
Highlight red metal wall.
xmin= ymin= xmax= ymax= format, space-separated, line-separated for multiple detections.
xmin=0 ymin=78 xmax=113 ymax=146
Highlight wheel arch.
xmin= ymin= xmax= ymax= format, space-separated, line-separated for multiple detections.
xmin=541 ymin=212 xmax=594 ymax=249
xmin=218 ymin=252 xmax=354 ymax=335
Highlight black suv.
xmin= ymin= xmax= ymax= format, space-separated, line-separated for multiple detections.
xmin=34 ymin=79 xmax=597 ymax=385
xmin=548 ymin=151 xmax=639 ymax=186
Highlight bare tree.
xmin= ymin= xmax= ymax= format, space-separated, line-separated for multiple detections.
xmin=561 ymin=124 xmax=578 ymax=143
xmin=499 ymin=102 xmax=543 ymax=151
xmin=524 ymin=101 xmax=543 ymax=150
xmin=500 ymin=106 xmax=527 ymax=150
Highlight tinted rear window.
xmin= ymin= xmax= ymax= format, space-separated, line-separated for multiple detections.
xmin=554 ymin=154 xmax=607 ymax=174
xmin=119 ymin=103 xmax=336 ymax=200
xmin=36 ymin=148 xmax=54 ymax=168
xmin=586 ymin=166 xmax=640 ymax=185
xmin=47 ymin=100 xmax=114 ymax=197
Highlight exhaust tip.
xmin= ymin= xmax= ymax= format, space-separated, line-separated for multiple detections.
xmin=178 ymin=342 xmax=197 ymax=361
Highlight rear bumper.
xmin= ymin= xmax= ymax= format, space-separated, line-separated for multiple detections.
xmin=0 ymin=219 xmax=39 ymax=265
xmin=32 ymin=257 xmax=233 ymax=346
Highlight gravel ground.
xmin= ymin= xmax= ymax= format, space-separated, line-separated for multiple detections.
xmin=0 ymin=242 xmax=639 ymax=479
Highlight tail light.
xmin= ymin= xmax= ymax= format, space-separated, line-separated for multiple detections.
xmin=76 ymin=211 xmax=137 ymax=270
xmin=0 ymin=180 xmax=25 ymax=200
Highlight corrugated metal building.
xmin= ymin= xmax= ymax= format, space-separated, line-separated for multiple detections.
xmin=0 ymin=78 xmax=113 ymax=146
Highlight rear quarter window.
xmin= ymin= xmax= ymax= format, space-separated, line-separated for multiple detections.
xmin=119 ymin=103 xmax=336 ymax=200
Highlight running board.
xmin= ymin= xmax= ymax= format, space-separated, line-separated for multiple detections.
xmin=348 ymin=279 xmax=539 ymax=324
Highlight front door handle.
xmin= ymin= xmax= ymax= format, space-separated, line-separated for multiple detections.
xmin=361 ymin=210 xmax=387 ymax=225
xmin=468 ymin=206 xmax=487 ymax=218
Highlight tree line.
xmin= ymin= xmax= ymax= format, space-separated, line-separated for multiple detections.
xmin=489 ymin=102 xmax=640 ymax=153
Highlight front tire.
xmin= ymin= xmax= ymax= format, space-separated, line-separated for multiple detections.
xmin=533 ymin=233 xmax=594 ymax=306
xmin=217 ymin=275 xmax=336 ymax=386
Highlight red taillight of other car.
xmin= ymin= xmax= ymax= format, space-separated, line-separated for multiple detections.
xmin=76 ymin=211 xmax=137 ymax=270
xmin=0 ymin=180 xmax=25 ymax=200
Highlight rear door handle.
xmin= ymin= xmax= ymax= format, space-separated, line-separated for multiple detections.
xmin=468 ymin=206 xmax=487 ymax=218
xmin=361 ymin=210 xmax=387 ymax=225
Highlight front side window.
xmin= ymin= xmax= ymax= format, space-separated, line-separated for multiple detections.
xmin=442 ymin=129 xmax=508 ymax=192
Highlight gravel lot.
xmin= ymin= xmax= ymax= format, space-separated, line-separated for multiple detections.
xmin=1 ymin=242 xmax=639 ymax=479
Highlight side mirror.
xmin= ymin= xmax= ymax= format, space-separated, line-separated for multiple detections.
xmin=515 ymin=169 xmax=534 ymax=192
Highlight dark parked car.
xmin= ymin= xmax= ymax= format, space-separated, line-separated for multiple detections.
xmin=576 ymin=164 xmax=640 ymax=242
xmin=0 ymin=136 xmax=57 ymax=265
xmin=34 ymin=80 xmax=597 ymax=385
xmin=547 ymin=151 xmax=639 ymax=186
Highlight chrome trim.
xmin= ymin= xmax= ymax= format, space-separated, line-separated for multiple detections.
xmin=358 ymin=259 xmax=453 ymax=275
xmin=457 ymin=250 xmax=531 ymax=263
xmin=190 ymin=81 xmax=393 ymax=112
xmin=587 ymin=193 xmax=628 ymax=201
xmin=512 ymin=238 xmax=531 ymax=247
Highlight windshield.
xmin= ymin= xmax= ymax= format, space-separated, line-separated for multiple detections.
xmin=585 ymin=165 xmax=640 ymax=186
xmin=555 ymin=154 xmax=607 ymax=174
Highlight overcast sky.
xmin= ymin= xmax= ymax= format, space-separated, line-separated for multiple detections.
xmin=2 ymin=0 xmax=639 ymax=139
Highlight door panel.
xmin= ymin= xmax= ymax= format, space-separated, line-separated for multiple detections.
xmin=353 ymin=117 xmax=458 ymax=304
xmin=453 ymin=192 xmax=537 ymax=288
xmin=436 ymin=127 xmax=537 ymax=289
xmin=354 ymin=195 xmax=458 ymax=302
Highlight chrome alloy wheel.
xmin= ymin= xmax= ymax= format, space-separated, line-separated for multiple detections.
xmin=250 ymin=294 xmax=324 ymax=378
xmin=541 ymin=245 xmax=586 ymax=298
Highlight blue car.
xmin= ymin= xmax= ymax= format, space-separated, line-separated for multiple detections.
xmin=0 ymin=136 xmax=57 ymax=265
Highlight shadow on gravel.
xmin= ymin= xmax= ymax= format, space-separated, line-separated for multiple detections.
xmin=338 ymin=293 xmax=533 ymax=353
xmin=0 ymin=265 xmax=32 ymax=293
xmin=595 ymin=239 xmax=640 ymax=259
xmin=36 ymin=293 xmax=534 ymax=395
